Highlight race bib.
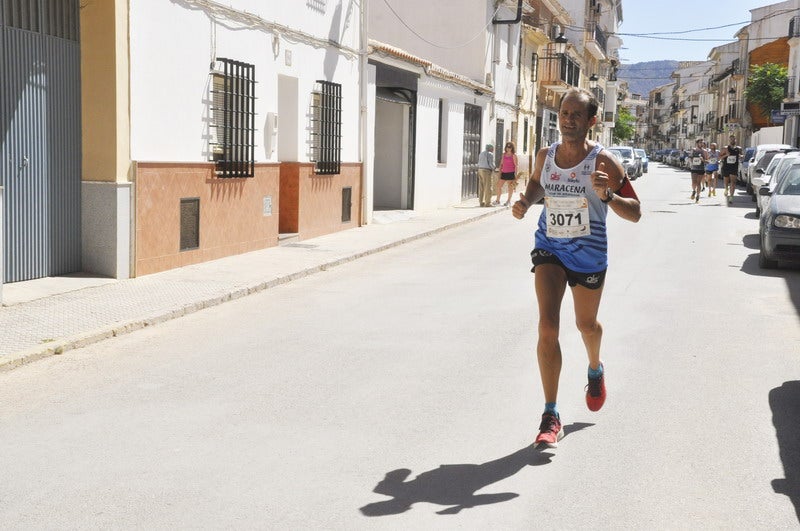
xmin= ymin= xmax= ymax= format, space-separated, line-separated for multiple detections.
xmin=708 ymin=157 xmax=718 ymax=164
xmin=727 ymin=155 xmax=737 ymax=164
xmin=692 ymin=157 xmax=702 ymax=166
xmin=545 ymin=196 xmax=590 ymax=238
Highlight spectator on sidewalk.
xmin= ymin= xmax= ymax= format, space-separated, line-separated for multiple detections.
xmin=494 ymin=142 xmax=518 ymax=206
xmin=477 ymin=144 xmax=495 ymax=207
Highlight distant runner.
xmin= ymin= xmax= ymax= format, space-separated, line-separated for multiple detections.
xmin=705 ymin=142 xmax=720 ymax=197
xmin=690 ymin=139 xmax=708 ymax=203
xmin=719 ymin=135 xmax=741 ymax=204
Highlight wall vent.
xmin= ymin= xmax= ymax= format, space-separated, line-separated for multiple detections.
xmin=180 ymin=198 xmax=200 ymax=251
xmin=341 ymin=187 xmax=352 ymax=223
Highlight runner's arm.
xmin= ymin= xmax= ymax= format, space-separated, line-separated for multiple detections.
xmin=594 ymin=151 xmax=641 ymax=223
xmin=512 ymin=148 xmax=547 ymax=219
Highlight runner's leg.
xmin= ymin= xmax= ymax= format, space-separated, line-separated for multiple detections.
xmin=572 ymin=283 xmax=604 ymax=371
xmin=534 ymin=264 xmax=568 ymax=404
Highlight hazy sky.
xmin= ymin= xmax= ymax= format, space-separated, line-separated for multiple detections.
xmin=617 ymin=1 xmax=789 ymax=64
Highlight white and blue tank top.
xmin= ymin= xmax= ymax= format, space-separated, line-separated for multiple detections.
xmin=534 ymin=142 xmax=609 ymax=272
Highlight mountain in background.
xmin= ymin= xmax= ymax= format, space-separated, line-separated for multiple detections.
xmin=617 ymin=61 xmax=678 ymax=97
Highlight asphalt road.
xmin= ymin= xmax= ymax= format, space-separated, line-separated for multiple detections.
xmin=1 ymin=162 xmax=799 ymax=529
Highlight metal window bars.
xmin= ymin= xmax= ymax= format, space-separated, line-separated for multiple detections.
xmin=310 ymin=80 xmax=342 ymax=175
xmin=210 ymin=58 xmax=256 ymax=178
xmin=0 ymin=0 xmax=79 ymax=40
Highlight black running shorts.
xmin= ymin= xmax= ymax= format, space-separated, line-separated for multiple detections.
xmin=530 ymin=248 xmax=606 ymax=290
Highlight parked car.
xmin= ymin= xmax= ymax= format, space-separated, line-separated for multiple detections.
xmin=608 ymin=146 xmax=641 ymax=179
xmin=606 ymin=148 xmax=627 ymax=173
xmin=666 ymin=149 xmax=681 ymax=166
xmin=758 ymin=164 xmax=800 ymax=268
xmin=635 ymin=149 xmax=649 ymax=173
xmin=752 ymin=153 xmax=787 ymax=214
xmin=754 ymin=151 xmax=800 ymax=215
xmin=746 ymin=144 xmax=794 ymax=195
xmin=738 ymin=147 xmax=755 ymax=184
xmin=680 ymin=150 xmax=692 ymax=170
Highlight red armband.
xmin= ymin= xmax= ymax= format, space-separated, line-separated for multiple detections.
xmin=615 ymin=177 xmax=639 ymax=201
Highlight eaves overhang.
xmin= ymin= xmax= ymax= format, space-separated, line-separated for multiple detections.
xmin=369 ymin=40 xmax=493 ymax=94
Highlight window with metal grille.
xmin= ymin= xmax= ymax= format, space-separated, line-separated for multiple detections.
xmin=310 ymin=80 xmax=342 ymax=175
xmin=210 ymin=58 xmax=256 ymax=178
xmin=523 ymin=118 xmax=528 ymax=153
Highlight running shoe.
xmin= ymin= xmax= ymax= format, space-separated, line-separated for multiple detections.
xmin=585 ymin=365 xmax=606 ymax=411
xmin=535 ymin=412 xmax=564 ymax=448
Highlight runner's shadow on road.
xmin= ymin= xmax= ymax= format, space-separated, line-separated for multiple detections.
xmin=359 ymin=422 xmax=593 ymax=517
xmin=770 ymin=381 xmax=800 ymax=523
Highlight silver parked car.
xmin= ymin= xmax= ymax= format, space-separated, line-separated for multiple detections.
xmin=608 ymin=145 xmax=642 ymax=179
xmin=758 ymin=164 xmax=800 ymax=268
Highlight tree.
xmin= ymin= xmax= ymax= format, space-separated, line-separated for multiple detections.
xmin=613 ymin=106 xmax=635 ymax=144
xmin=745 ymin=63 xmax=788 ymax=123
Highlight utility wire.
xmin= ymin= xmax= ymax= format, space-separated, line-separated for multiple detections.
xmin=564 ymin=7 xmax=798 ymax=41
xmin=380 ymin=0 xmax=502 ymax=49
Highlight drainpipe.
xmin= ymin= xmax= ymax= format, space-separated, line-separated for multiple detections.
xmin=492 ymin=0 xmax=522 ymax=25
xmin=359 ymin=0 xmax=369 ymax=225
xmin=494 ymin=0 xmax=523 ymax=169
xmin=0 ymin=186 xmax=3 ymax=304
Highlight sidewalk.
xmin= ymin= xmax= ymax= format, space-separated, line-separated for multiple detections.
xmin=0 ymin=200 xmax=506 ymax=372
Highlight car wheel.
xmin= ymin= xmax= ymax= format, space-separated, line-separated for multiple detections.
xmin=759 ymin=234 xmax=778 ymax=269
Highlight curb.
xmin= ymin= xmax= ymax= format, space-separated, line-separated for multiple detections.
xmin=0 ymin=207 xmax=505 ymax=373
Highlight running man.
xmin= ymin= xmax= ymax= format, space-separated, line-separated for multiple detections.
xmin=705 ymin=142 xmax=720 ymax=197
xmin=719 ymin=135 xmax=741 ymax=204
xmin=512 ymin=88 xmax=641 ymax=448
xmin=689 ymin=139 xmax=708 ymax=203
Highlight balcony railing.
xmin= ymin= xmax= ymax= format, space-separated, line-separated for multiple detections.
xmin=591 ymin=86 xmax=605 ymax=105
xmin=790 ymin=16 xmax=800 ymax=38
xmin=540 ymin=54 xmax=580 ymax=91
xmin=585 ymin=23 xmax=607 ymax=55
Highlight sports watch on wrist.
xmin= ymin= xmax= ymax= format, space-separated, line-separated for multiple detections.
xmin=601 ymin=188 xmax=614 ymax=203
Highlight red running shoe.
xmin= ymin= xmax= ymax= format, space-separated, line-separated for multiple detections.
xmin=585 ymin=364 xmax=606 ymax=411
xmin=535 ymin=412 xmax=564 ymax=448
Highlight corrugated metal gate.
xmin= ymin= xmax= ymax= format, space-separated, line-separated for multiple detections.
xmin=461 ymin=104 xmax=481 ymax=199
xmin=0 ymin=0 xmax=81 ymax=283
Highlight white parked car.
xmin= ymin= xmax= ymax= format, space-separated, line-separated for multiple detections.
xmin=756 ymin=152 xmax=800 ymax=216
xmin=746 ymin=144 xmax=794 ymax=195
xmin=752 ymin=153 xmax=788 ymax=214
